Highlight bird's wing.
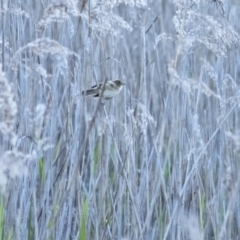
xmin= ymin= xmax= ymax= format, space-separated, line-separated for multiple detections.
xmin=91 ymin=82 xmax=103 ymax=89
xmin=107 ymin=81 xmax=115 ymax=88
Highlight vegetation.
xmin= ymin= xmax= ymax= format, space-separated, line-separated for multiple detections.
xmin=1 ymin=0 xmax=240 ymax=239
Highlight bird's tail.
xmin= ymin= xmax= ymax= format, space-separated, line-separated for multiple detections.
xmin=82 ymin=89 xmax=97 ymax=96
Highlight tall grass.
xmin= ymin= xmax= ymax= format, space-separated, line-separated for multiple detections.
xmin=1 ymin=0 xmax=240 ymax=239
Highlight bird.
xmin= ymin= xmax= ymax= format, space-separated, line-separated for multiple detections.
xmin=82 ymin=80 xmax=125 ymax=100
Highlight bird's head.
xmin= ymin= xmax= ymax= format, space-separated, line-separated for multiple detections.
xmin=114 ymin=80 xmax=125 ymax=86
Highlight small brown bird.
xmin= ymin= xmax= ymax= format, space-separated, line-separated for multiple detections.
xmin=82 ymin=80 xmax=125 ymax=100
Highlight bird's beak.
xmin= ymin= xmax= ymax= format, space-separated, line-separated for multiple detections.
xmin=122 ymin=83 xmax=126 ymax=85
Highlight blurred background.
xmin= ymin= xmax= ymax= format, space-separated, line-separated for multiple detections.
xmin=1 ymin=0 xmax=240 ymax=239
